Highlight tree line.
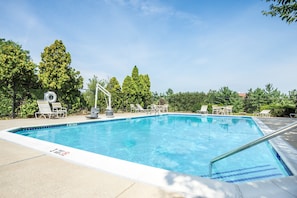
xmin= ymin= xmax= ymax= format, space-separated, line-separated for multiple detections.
xmin=0 ymin=39 xmax=153 ymax=117
xmin=1 ymin=38 xmax=296 ymax=118
xmin=162 ymin=85 xmax=297 ymax=116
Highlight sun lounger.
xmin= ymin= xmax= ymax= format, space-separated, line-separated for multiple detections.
xmin=225 ymin=105 xmax=233 ymax=115
xmin=197 ymin=105 xmax=208 ymax=114
xmin=136 ymin=104 xmax=148 ymax=112
xmin=257 ymin=110 xmax=271 ymax=117
xmin=130 ymin=104 xmax=138 ymax=112
xmin=35 ymin=100 xmax=58 ymax=119
xmin=212 ymin=105 xmax=221 ymax=114
xmin=52 ymin=102 xmax=67 ymax=117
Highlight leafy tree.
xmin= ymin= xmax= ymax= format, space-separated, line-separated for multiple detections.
xmin=106 ymin=77 xmax=122 ymax=112
xmin=169 ymin=92 xmax=206 ymax=112
xmin=122 ymin=75 xmax=137 ymax=111
xmin=263 ymin=0 xmax=297 ymax=23
xmin=206 ymin=90 xmax=217 ymax=105
xmin=139 ymin=74 xmax=152 ymax=107
xmin=0 ymin=92 xmax=12 ymax=117
xmin=244 ymin=88 xmax=266 ymax=113
xmin=122 ymin=66 xmax=152 ymax=110
xmin=206 ymin=87 xmax=243 ymax=113
xmin=83 ymin=76 xmax=107 ymax=112
xmin=0 ymin=39 xmax=37 ymax=118
xmin=288 ymin=89 xmax=297 ymax=113
xmin=166 ymin=88 xmax=174 ymax=97
xmin=39 ymin=40 xmax=84 ymax=111
xmin=131 ymin=65 xmax=142 ymax=103
xmin=264 ymin=83 xmax=281 ymax=104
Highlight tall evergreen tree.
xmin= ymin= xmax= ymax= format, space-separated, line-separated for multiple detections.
xmin=131 ymin=65 xmax=141 ymax=103
xmin=106 ymin=77 xmax=122 ymax=111
xmin=122 ymin=66 xmax=152 ymax=109
xmin=139 ymin=74 xmax=152 ymax=107
xmin=39 ymin=40 xmax=83 ymax=110
xmin=122 ymin=75 xmax=137 ymax=111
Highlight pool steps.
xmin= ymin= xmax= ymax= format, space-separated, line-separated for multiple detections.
xmin=209 ymin=164 xmax=283 ymax=183
xmin=209 ymin=121 xmax=297 ymax=177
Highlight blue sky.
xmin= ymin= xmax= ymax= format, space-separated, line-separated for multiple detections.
xmin=1 ymin=0 xmax=297 ymax=94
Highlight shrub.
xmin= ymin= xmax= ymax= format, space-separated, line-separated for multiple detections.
xmin=20 ymin=99 xmax=38 ymax=118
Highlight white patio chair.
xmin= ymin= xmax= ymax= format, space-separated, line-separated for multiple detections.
xmin=52 ymin=102 xmax=67 ymax=117
xmin=197 ymin=105 xmax=208 ymax=114
xmin=35 ymin=100 xmax=58 ymax=119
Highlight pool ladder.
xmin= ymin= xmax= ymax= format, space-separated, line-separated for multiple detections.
xmin=209 ymin=121 xmax=297 ymax=177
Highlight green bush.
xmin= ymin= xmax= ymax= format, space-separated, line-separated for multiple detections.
xmin=0 ymin=94 xmax=12 ymax=117
xmin=261 ymin=104 xmax=295 ymax=117
xmin=20 ymin=99 xmax=38 ymax=118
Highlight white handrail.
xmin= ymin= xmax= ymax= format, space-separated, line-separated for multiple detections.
xmin=94 ymin=83 xmax=112 ymax=110
xmin=209 ymin=121 xmax=297 ymax=177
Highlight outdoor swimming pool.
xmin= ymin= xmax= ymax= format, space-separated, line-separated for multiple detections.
xmin=12 ymin=114 xmax=291 ymax=183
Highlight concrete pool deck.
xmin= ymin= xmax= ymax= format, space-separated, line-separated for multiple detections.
xmin=0 ymin=113 xmax=297 ymax=197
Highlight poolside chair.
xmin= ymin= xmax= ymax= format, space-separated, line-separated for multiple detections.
xmin=51 ymin=102 xmax=67 ymax=117
xmin=197 ymin=105 xmax=208 ymax=114
xmin=212 ymin=105 xmax=220 ymax=114
xmin=289 ymin=113 xmax=296 ymax=118
xmin=147 ymin=104 xmax=157 ymax=114
xmin=257 ymin=110 xmax=271 ymax=117
xmin=35 ymin=100 xmax=58 ymax=119
xmin=161 ymin=104 xmax=169 ymax=112
xmin=136 ymin=104 xmax=148 ymax=113
xmin=130 ymin=104 xmax=138 ymax=112
xmin=225 ymin=105 xmax=233 ymax=115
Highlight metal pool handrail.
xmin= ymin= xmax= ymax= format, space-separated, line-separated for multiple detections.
xmin=209 ymin=121 xmax=297 ymax=177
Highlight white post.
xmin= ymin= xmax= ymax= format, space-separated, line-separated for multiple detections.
xmin=94 ymin=83 xmax=113 ymax=117
xmin=95 ymin=85 xmax=98 ymax=108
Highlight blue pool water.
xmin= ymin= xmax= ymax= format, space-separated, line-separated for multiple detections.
xmin=13 ymin=115 xmax=290 ymax=183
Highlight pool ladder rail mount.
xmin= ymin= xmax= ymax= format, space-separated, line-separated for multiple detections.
xmin=209 ymin=121 xmax=297 ymax=177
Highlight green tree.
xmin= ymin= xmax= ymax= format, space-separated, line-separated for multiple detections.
xmin=139 ymin=74 xmax=152 ymax=107
xmin=264 ymin=83 xmax=281 ymax=104
xmin=168 ymin=92 xmax=206 ymax=112
xmin=0 ymin=39 xmax=37 ymax=118
xmin=289 ymin=89 xmax=297 ymax=113
xmin=166 ymin=88 xmax=174 ymax=97
xmin=106 ymin=77 xmax=122 ymax=112
xmin=244 ymin=88 xmax=266 ymax=113
xmin=121 ymin=66 xmax=152 ymax=110
xmin=122 ymin=75 xmax=137 ymax=111
xmin=131 ymin=65 xmax=141 ymax=103
xmin=263 ymin=0 xmax=297 ymax=23
xmin=83 ymin=76 xmax=107 ymax=112
xmin=39 ymin=40 xmax=84 ymax=111
xmin=208 ymin=87 xmax=243 ymax=113
xmin=83 ymin=76 xmax=98 ymax=109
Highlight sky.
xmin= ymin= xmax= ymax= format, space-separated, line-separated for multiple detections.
xmin=1 ymin=0 xmax=297 ymax=94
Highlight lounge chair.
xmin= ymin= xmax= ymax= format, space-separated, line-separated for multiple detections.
xmin=257 ymin=110 xmax=271 ymax=117
xmin=136 ymin=104 xmax=148 ymax=112
xmin=35 ymin=100 xmax=58 ymax=119
xmin=290 ymin=113 xmax=296 ymax=118
xmin=51 ymin=102 xmax=67 ymax=117
xmin=161 ymin=104 xmax=169 ymax=112
xmin=130 ymin=104 xmax=138 ymax=112
xmin=147 ymin=104 xmax=158 ymax=114
xmin=212 ymin=105 xmax=221 ymax=114
xmin=197 ymin=105 xmax=208 ymax=114
xmin=225 ymin=105 xmax=233 ymax=115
